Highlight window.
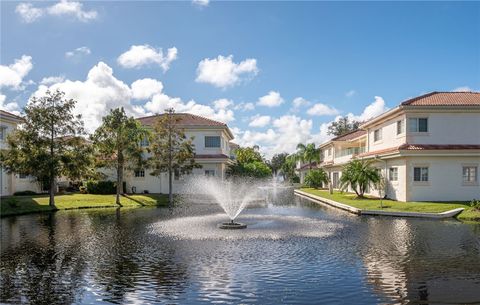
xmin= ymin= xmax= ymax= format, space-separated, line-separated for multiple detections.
xmin=0 ymin=126 xmax=6 ymax=141
xmin=134 ymin=170 xmax=145 ymax=178
xmin=205 ymin=170 xmax=215 ymax=177
xmin=140 ymin=138 xmax=149 ymax=147
xmin=205 ymin=136 xmax=221 ymax=148
xmin=409 ymin=118 xmax=428 ymax=132
xmin=389 ymin=167 xmax=398 ymax=181
xmin=332 ymin=172 xmax=339 ymax=188
xmin=413 ymin=167 xmax=428 ymax=182
xmin=396 ymin=120 xmax=404 ymax=135
xmin=327 ymin=148 xmax=332 ymax=156
xmin=374 ymin=128 xmax=382 ymax=142
xmin=19 ymin=173 xmax=28 ymax=179
xmin=463 ymin=166 xmax=478 ymax=183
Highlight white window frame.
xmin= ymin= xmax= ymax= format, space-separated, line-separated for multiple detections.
xmin=396 ymin=120 xmax=404 ymax=135
xmin=205 ymin=170 xmax=215 ymax=177
xmin=373 ymin=128 xmax=382 ymax=142
xmin=462 ymin=166 xmax=478 ymax=185
xmin=19 ymin=173 xmax=28 ymax=179
xmin=389 ymin=167 xmax=398 ymax=181
xmin=0 ymin=126 xmax=7 ymax=141
xmin=413 ymin=167 xmax=429 ymax=182
xmin=134 ymin=170 xmax=145 ymax=178
xmin=409 ymin=117 xmax=428 ymax=133
xmin=205 ymin=136 xmax=221 ymax=148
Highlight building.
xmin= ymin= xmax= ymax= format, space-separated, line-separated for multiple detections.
xmin=116 ymin=113 xmax=235 ymax=194
xmin=299 ymin=92 xmax=480 ymax=202
xmin=0 ymin=110 xmax=42 ymax=196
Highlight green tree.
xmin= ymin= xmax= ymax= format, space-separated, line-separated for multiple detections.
xmin=327 ymin=116 xmax=360 ymax=137
xmin=148 ymin=108 xmax=200 ymax=206
xmin=280 ymin=154 xmax=297 ymax=182
xmin=339 ymin=159 xmax=380 ymax=198
xmin=235 ymin=146 xmax=263 ymax=164
xmin=304 ymin=169 xmax=329 ymax=189
xmin=92 ymin=107 xmax=149 ymax=206
xmin=269 ymin=153 xmax=288 ymax=176
xmin=0 ymin=90 xmax=93 ymax=207
xmin=295 ymin=143 xmax=320 ymax=169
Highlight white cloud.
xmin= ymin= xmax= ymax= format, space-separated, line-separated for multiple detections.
xmin=234 ymin=102 xmax=255 ymax=111
xmin=40 ymin=76 xmax=65 ymax=85
xmin=249 ymin=115 xmax=271 ymax=128
xmin=345 ymin=90 xmax=356 ymax=97
xmin=195 ymin=55 xmax=258 ymax=88
xmin=0 ymin=94 xmax=22 ymax=115
xmin=292 ymin=97 xmax=310 ymax=109
xmin=257 ymin=91 xmax=284 ymax=107
xmin=65 ymin=46 xmax=91 ymax=59
xmin=117 ymin=45 xmax=178 ymax=72
xmin=348 ymin=96 xmax=388 ymax=122
xmin=0 ymin=55 xmax=33 ymax=90
xmin=131 ymin=78 xmax=164 ymax=100
xmin=192 ymin=0 xmax=209 ymax=6
xmin=306 ymin=103 xmax=339 ymax=116
xmin=453 ymin=86 xmax=473 ymax=92
xmin=15 ymin=3 xmax=43 ymax=23
xmin=16 ymin=1 xmax=98 ymax=23
xmin=212 ymin=98 xmax=234 ymax=110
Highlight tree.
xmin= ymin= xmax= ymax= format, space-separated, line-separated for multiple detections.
xmin=227 ymin=146 xmax=272 ymax=179
xmin=339 ymin=159 xmax=380 ymax=198
xmin=0 ymin=90 xmax=93 ymax=207
xmin=269 ymin=153 xmax=288 ymax=176
xmin=92 ymin=107 xmax=149 ymax=206
xmin=304 ymin=169 xmax=329 ymax=189
xmin=236 ymin=147 xmax=263 ymax=164
xmin=148 ymin=108 xmax=200 ymax=206
xmin=295 ymin=143 xmax=320 ymax=169
xmin=281 ymin=154 xmax=298 ymax=182
xmin=327 ymin=116 xmax=360 ymax=137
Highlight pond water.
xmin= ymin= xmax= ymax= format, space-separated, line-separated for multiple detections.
xmin=1 ymin=194 xmax=480 ymax=304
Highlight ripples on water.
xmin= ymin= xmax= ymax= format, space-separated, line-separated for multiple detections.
xmin=1 ymin=195 xmax=480 ymax=304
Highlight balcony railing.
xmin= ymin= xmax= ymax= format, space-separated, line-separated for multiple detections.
xmin=337 ymin=146 xmax=366 ymax=157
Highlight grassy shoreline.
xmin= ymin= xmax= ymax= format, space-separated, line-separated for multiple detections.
xmin=299 ymin=188 xmax=480 ymax=222
xmin=0 ymin=193 xmax=169 ymax=217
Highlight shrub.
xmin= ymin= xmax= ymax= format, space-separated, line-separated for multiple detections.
xmin=13 ymin=190 xmax=37 ymax=196
xmin=470 ymin=199 xmax=480 ymax=211
xmin=291 ymin=176 xmax=300 ymax=183
xmin=79 ymin=186 xmax=87 ymax=194
xmin=7 ymin=198 xmax=19 ymax=208
xmin=304 ymin=169 xmax=329 ymax=188
xmin=86 ymin=180 xmax=116 ymax=194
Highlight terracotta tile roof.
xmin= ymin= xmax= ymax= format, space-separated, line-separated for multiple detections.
xmin=331 ymin=129 xmax=367 ymax=141
xmin=137 ymin=113 xmax=227 ymax=127
xmin=400 ymin=144 xmax=480 ymax=150
xmin=195 ymin=154 xmax=230 ymax=159
xmin=0 ymin=110 xmax=24 ymax=122
xmin=401 ymin=92 xmax=480 ymax=106
xmin=299 ymin=162 xmax=319 ymax=171
xmin=357 ymin=144 xmax=480 ymax=158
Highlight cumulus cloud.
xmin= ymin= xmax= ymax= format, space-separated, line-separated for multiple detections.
xmin=249 ymin=115 xmax=271 ymax=128
xmin=0 ymin=55 xmax=33 ymax=90
xmin=131 ymin=78 xmax=164 ymax=100
xmin=345 ymin=90 xmax=356 ymax=97
xmin=0 ymin=94 xmax=22 ymax=115
xmin=195 ymin=55 xmax=258 ymax=89
xmin=453 ymin=86 xmax=473 ymax=92
xmin=257 ymin=91 xmax=284 ymax=107
xmin=192 ymin=0 xmax=209 ymax=6
xmin=16 ymin=1 xmax=98 ymax=23
xmin=292 ymin=97 xmax=310 ymax=109
xmin=307 ymin=103 xmax=339 ymax=116
xmin=40 ymin=76 xmax=65 ymax=85
xmin=234 ymin=102 xmax=255 ymax=111
xmin=213 ymin=98 xmax=234 ymax=110
xmin=65 ymin=46 xmax=91 ymax=59
xmin=348 ymin=96 xmax=388 ymax=122
xmin=117 ymin=45 xmax=178 ymax=72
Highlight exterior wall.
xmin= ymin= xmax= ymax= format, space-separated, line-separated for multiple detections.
xmin=185 ymin=129 xmax=231 ymax=156
xmin=367 ymin=113 xmax=407 ymax=152
xmin=12 ymin=175 xmax=42 ymax=194
xmin=406 ymin=112 xmax=480 ymax=145
xmin=406 ymin=156 xmax=480 ymax=201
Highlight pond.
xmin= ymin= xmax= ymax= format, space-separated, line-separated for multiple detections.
xmin=1 ymin=194 xmax=480 ymax=304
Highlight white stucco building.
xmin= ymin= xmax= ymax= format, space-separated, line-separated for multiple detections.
xmin=104 ymin=113 xmax=236 ymax=194
xmin=298 ymin=92 xmax=480 ymax=202
xmin=0 ymin=110 xmax=42 ymax=196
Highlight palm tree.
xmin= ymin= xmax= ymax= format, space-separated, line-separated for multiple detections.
xmin=339 ymin=159 xmax=380 ymax=198
xmin=295 ymin=143 xmax=320 ymax=170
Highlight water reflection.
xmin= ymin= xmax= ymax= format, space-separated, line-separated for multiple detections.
xmin=0 ymin=198 xmax=479 ymax=304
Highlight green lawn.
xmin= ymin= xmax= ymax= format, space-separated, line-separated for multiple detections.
xmin=0 ymin=193 xmax=169 ymax=217
xmin=299 ymin=188 xmax=480 ymax=222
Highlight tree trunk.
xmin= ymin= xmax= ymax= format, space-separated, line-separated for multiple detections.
xmin=168 ymin=168 xmax=173 ymax=207
xmin=168 ymin=111 xmax=173 ymax=208
xmin=116 ymin=151 xmax=123 ymax=207
xmin=49 ymin=176 xmax=56 ymax=207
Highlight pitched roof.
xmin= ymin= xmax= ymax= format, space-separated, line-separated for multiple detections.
xmin=401 ymin=91 xmax=480 ymax=106
xmin=331 ymin=129 xmax=367 ymax=141
xmin=137 ymin=113 xmax=227 ymax=127
xmin=0 ymin=110 xmax=24 ymax=122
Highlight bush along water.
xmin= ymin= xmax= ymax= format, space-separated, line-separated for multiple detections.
xmin=86 ymin=180 xmax=116 ymax=194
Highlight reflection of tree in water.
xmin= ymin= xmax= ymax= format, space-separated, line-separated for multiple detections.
xmin=88 ymin=209 xmax=189 ymax=304
xmin=360 ymin=218 xmax=480 ymax=304
xmin=0 ymin=213 xmax=88 ymax=304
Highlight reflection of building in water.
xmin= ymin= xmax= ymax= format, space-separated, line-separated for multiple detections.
xmin=361 ymin=218 xmax=480 ymax=304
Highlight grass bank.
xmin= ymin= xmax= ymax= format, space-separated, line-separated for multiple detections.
xmin=299 ymin=188 xmax=480 ymax=222
xmin=0 ymin=193 xmax=169 ymax=217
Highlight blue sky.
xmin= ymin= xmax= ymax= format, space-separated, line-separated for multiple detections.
xmin=1 ymin=1 xmax=479 ymax=156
